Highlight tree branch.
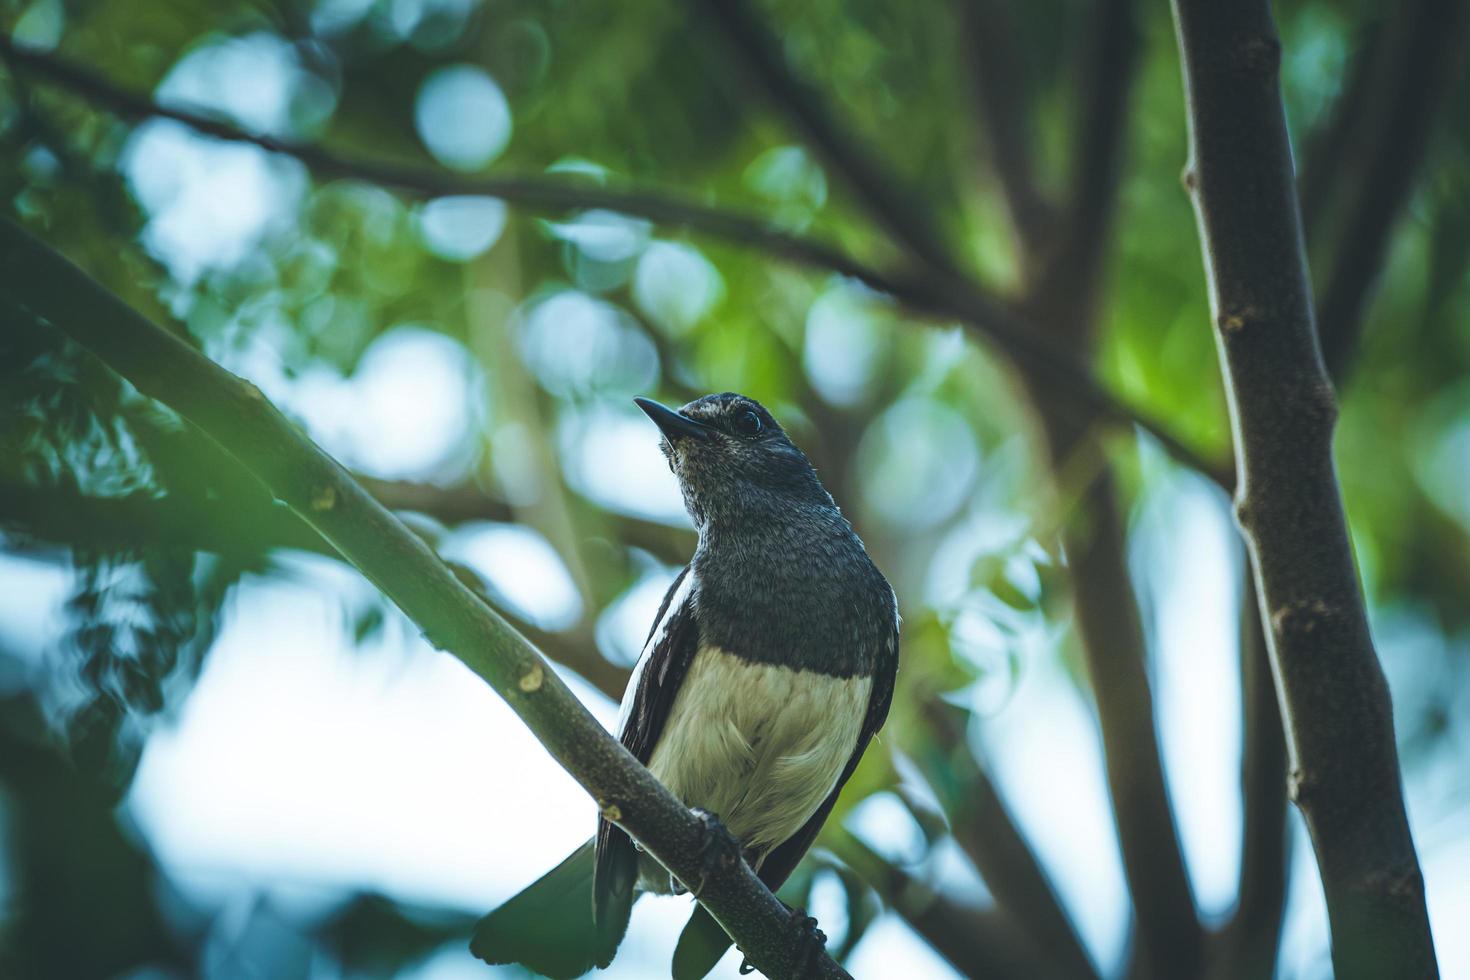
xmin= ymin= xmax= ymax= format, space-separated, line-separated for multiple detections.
xmin=0 ymin=34 xmax=1228 ymax=490
xmin=357 ymin=476 xmax=696 ymax=567
xmin=917 ymin=701 xmax=1097 ymax=980
xmin=1026 ymin=433 xmax=1206 ymax=977
xmin=1209 ymin=576 xmax=1289 ymax=980
xmin=0 ymin=218 xmax=851 ymax=980
xmin=691 ymin=0 xmax=958 ymax=273
xmin=952 ymin=0 xmax=1054 ymax=255
xmin=1294 ymin=22 xmax=1382 ymax=241
xmin=1051 ymin=0 xmax=1139 ymax=330
xmin=1001 ymin=2 xmax=1204 ymax=971
xmin=1311 ymin=0 xmax=1470 ymax=381
xmin=833 ymin=832 xmax=1057 ymax=979
xmin=1171 ymin=3 xmax=1437 ymax=976
xmin=0 ymin=480 xmax=634 ymax=701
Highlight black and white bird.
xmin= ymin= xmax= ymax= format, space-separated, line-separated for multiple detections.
xmin=470 ymin=392 xmax=899 ymax=979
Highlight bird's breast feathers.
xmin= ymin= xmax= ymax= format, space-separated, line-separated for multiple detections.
xmin=644 ymin=644 xmax=871 ymax=868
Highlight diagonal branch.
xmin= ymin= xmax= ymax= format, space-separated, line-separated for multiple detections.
xmin=952 ymin=0 xmax=1054 ymax=254
xmin=1311 ymin=0 xmax=1470 ymax=381
xmin=1171 ymin=3 xmax=1437 ymax=976
xmin=0 ymin=34 xmax=1228 ymax=490
xmin=0 ymin=481 xmax=634 ymax=700
xmin=833 ymin=832 xmax=1058 ymax=979
xmin=917 ymin=701 xmax=1097 ymax=980
xmin=692 ymin=0 xmax=958 ymax=273
xmin=0 ymin=217 xmax=851 ymax=980
xmin=1052 ymin=0 xmax=1140 ymax=330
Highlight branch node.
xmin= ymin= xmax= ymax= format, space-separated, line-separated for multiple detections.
xmin=1232 ymin=32 xmax=1282 ymax=77
xmin=310 ymin=485 xmax=337 ymax=511
xmin=1216 ymin=304 xmax=1261 ymax=335
xmin=1270 ymin=598 xmax=1336 ymax=638
xmin=600 ymin=800 xmax=622 ymax=822
xmin=1287 ymin=766 xmax=1315 ymax=805
xmin=1232 ymin=493 xmax=1255 ymax=529
xmin=1180 ymin=164 xmax=1199 ymax=193
xmin=518 ymin=662 xmax=545 ymax=692
xmin=1305 ymin=378 xmax=1340 ymax=430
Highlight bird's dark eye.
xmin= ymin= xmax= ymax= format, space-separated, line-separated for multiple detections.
xmin=733 ymin=410 xmax=763 ymax=436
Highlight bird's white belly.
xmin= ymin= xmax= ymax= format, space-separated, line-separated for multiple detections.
xmin=643 ymin=645 xmax=870 ymax=887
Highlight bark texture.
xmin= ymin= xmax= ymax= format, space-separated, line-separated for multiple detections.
xmin=1170 ymin=2 xmax=1437 ymax=975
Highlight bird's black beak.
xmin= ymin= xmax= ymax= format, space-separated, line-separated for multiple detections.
xmin=634 ymin=397 xmax=713 ymax=443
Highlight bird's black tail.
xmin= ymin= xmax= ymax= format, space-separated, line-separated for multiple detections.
xmin=470 ymin=839 xmax=634 ymax=979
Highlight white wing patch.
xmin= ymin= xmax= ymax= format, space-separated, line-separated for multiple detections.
xmin=615 ymin=569 xmax=695 ymax=735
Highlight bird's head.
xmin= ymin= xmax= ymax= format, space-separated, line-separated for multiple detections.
xmin=635 ymin=392 xmax=832 ymax=527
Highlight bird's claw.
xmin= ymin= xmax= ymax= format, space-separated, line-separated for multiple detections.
xmin=678 ymin=807 xmax=741 ymax=898
xmin=738 ymin=906 xmax=826 ymax=977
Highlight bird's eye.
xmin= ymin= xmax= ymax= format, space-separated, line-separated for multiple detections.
xmin=733 ymin=410 xmax=763 ymax=436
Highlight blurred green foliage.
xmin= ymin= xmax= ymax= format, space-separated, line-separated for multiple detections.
xmin=1 ymin=0 xmax=1468 ymax=976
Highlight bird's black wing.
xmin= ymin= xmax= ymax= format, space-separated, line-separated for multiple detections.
xmin=593 ymin=564 xmax=700 ymax=924
xmin=672 ymin=595 xmax=900 ymax=980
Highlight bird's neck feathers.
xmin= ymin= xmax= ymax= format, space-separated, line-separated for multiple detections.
xmin=692 ymin=486 xmax=848 ymax=550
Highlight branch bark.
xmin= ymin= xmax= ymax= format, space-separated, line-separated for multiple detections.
xmin=917 ymin=701 xmax=1097 ymax=980
xmin=833 ymin=832 xmax=1058 ymax=979
xmin=953 ymin=0 xmax=1054 ymax=255
xmin=1171 ymin=3 xmax=1437 ymax=976
xmin=0 ymin=217 xmax=850 ymax=980
xmin=1310 ymin=0 xmax=1470 ymax=381
xmin=0 ymin=34 xmax=1227 ymax=490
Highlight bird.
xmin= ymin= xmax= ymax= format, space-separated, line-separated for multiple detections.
xmin=470 ymin=392 xmax=899 ymax=979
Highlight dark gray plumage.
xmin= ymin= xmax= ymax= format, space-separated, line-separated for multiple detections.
xmin=471 ymin=392 xmax=899 ymax=979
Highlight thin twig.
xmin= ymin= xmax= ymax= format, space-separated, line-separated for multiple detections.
xmin=1172 ymin=2 xmax=1437 ymax=975
xmin=0 ymin=216 xmax=852 ymax=980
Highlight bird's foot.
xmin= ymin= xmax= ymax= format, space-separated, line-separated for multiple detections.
xmin=678 ymin=807 xmax=742 ymax=897
xmin=739 ymin=906 xmax=826 ymax=976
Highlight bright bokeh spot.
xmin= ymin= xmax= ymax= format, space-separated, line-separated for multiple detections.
xmin=415 ymin=65 xmax=512 ymax=171
xmin=441 ymin=523 xmax=583 ymax=631
xmin=633 ymin=241 xmax=725 ymax=335
xmin=518 ymin=291 xmax=660 ymax=398
xmin=857 ymin=398 xmax=980 ymax=530
xmin=417 ymin=196 xmax=508 ymax=261
xmin=804 ymin=282 xmax=888 ymax=406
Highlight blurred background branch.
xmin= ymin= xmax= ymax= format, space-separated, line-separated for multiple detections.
xmin=0 ymin=33 xmax=1229 ymax=488
xmin=2 ymin=0 xmax=1467 ymax=977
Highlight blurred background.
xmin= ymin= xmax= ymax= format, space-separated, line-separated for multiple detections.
xmin=1 ymin=0 xmax=1467 ymax=977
